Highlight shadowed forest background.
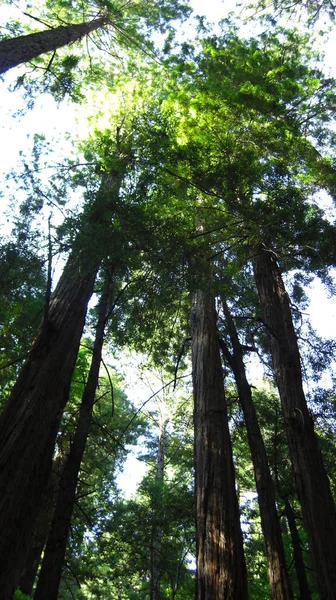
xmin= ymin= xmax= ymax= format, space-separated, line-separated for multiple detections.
xmin=0 ymin=0 xmax=336 ymax=598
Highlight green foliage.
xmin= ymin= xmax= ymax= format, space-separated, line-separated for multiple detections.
xmin=259 ymin=0 xmax=336 ymax=22
xmin=57 ymin=377 xmax=195 ymax=599
xmin=162 ymin=24 xmax=336 ymax=250
xmin=2 ymin=0 xmax=191 ymax=103
xmin=14 ymin=590 xmax=31 ymax=600
xmin=0 ymin=236 xmax=46 ymax=405
xmin=54 ymin=345 xmax=147 ymax=598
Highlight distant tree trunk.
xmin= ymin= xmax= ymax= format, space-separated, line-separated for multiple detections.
xmin=191 ymin=286 xmax=248 ymax=600
xmin=18 ymin=455 xmax=65 ymax=595
xmin=219 ymin=297 xmax=293 ymax=600
xmin=283 ymin=498 xmax=311 ymax=600
xmin=0 ymin=171 xmax=124 ymax=599
xmin=252 ymin=245 xmax=336 ymax=600
xmin=33 ymin=269 xmax=113 ymax=600
xmin=0 ymin=16 xmax=108 ymax=74
xmin=150 ymin=409 xmax=168 ymax=600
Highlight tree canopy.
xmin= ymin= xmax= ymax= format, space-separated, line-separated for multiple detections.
xmin=1 ymin=0 xmax=336 ymax=598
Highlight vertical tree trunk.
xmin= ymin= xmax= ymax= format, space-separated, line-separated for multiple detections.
xmin=0 ymin=172 xmax=123 ymax=599
xmin=219 ymin=298 xmax=292 ymax=600
xmin=191 ymin=287 xmax=248 ymax=600
xmin=0 ymin=16 xmax=108 ymax=74
xmin=150 ymin=409 xmax=168 ymax=600
xmin=283 ymin=498 xmax=311 ymax=600
xmin=18 ymin=454 xmax=65 ymax=595
xmin=252 ymin=245 xmax=336 ymax=600
xmin=34 ymin=269 xmax=113 ymax=600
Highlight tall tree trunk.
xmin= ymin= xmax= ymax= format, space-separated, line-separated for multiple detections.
xmin=0 ymin=258 xmax=97 ymax=599
xmin=252 ymin=245 xmax=336 ymax=600
xmin=150 ymin=410 xmax=168 ymax=600
xmin=0 ymin=171 xmax=123 ymax=599
xmin=283 ymin=498 xmax=311 ymax=600
xmin=34 ymin=269 xmax=113 ymax=600
xmin=219 ymin=298 xmax=292 ymax=600
xmin=18 ymin=454 xmax=65 ymax=596
xmin=191 ymin=287 xmax=248 ymax=600
xmin=0 ymin=16 xmax=108 ymax=74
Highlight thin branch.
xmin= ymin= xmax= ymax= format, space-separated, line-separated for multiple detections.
xmin=76 ymin=487 xmax=99 ymax=500
xmin=189 ymin=220 xmax=244 ymax=240
xmin=0 ymin=352 xmax=30 ymax=371
xmin=106 ymin=279 xmax=133 ymax=320
xmin=64 ymin=561 xmax=82 ymax=591
xmin=173 ymin=338 xmax=191 ymax=390
xmin=73 ymin=497 xmax=94 ymax=527
xmin=100 ymin=357 xmax=114 ymax=417
xmin=90 ymin=415 xmax=124 ymax=452
xmin=44 ymin=49 xmax=56 ymax=74
xmin=43 ymin=213 xmax=53 ymax=327
xmin=119 ymin=374 xmax=192 ymax=441
xmin=92 ymin=388 xmax=110 ymax=406
xmin=110 ymin=22 xmax=163 ymax=66
xmin=163 ymin=167 xmax=222 ymax=199
xmin=21 ymin=10 xmax=54 ymax=29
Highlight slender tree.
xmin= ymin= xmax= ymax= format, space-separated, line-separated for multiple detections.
xmin=33 ymin=267 xmax=113 ymax=600
xmin=150 ymin=404 xmax=169 ymax=600
xmin=53 ymin=363 xmax=147 ymax=598
xmin=252 ymin=244 xmax=336 ymax=599
xmin=18 ymin=454 xmax=65 ymax=596
xmin=283 ymin=498 xmax=312 ymax=600
xmin=219 ymin=297 xmax=293 ymax=600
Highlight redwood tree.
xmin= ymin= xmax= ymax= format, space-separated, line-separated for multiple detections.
xmin=0 ymin=168 xmax=125 ymax=599
xmin=33 ymin=267 xmax=113 ymax=600
xmin=219 ymin=297 xmax=293 ymax=600
xmin=252 ymin=245 xmax=336 ymax=599
xmin=191 ymin=279 xmax=248 ymax=600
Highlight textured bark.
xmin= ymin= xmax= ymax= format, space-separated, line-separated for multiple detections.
xmin=34 ymin=271 xmax=112 ymax=600
xmin=191 ymin=288 xmax=248 ymax=600
xmin=220 ymin=298 xmax=292 ymax=600
xmin=0 ymin=172 xmax=123 ymax=599
xmin=0 ymin=260 xmax=97 ymax=599
xmin=284 ymin=499 xmax=311 ymax=600
xmin=0 ymin=16 xmax=108 ymax=74
xmin=252 ymin=246 xmax=336 ymax=600
xmin=18 ymin=455 xmax=65 ymax=595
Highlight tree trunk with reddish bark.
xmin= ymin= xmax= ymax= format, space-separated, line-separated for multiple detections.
xmin=33 ymin=270 xmax=113 ymax=600
xmin=0 ymin=172 xmax=123 ymax=599
xmin=0 ymin=16 xmax=108 ymax=74
xmin=219 ymin=297 xmax=292 ymax=600
xmin=191 ymin=287 xmax=248 ymax=600
xmin=252 ymin=245 xmax=336 ymax=600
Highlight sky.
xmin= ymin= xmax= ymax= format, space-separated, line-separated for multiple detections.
xmin=1 ymin=0 xmax=336 ymax=497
